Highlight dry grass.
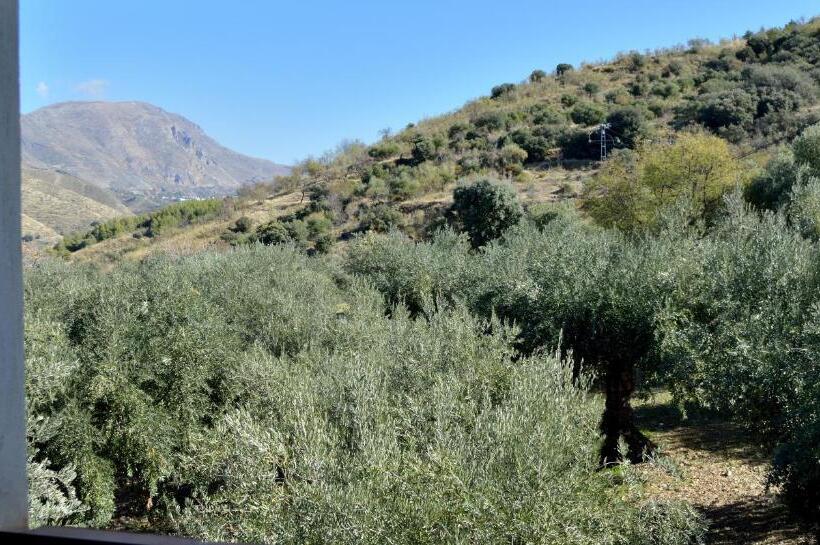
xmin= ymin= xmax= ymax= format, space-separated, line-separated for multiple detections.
xmin=22 ymin=167 xmax=130 ymax=236
xmin=70 ymin=191 xmax=307 ymax=264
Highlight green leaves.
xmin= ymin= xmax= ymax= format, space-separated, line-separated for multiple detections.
xmin=450 ymin=179 xmax=523 ymax=249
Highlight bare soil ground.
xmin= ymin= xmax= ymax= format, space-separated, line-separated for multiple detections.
xmin=633 ymin=393 xmax=817 ymax=545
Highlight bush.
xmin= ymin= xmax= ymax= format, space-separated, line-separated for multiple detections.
xmin=358 ymin=203 xmax=405 ymax=233
xmin=312 ymin=233 xmax=335 ymax=254
xmin=305 ymin=212 xmax=333 ymax=238
xmin=744 ymin=147 xmax=798 ymax=210
xmin=368 ymin=141 xmax=401 ymax=160
xmin=497 ymin=143 xmax=528 ymax=174
xmin=559 ymin=130 xmax=598 ymax=160
xmin=410 ymin=135 xmax=438 ymax=164
xmin=583 ymin=82 xmax=600 ymax=96
xmin=530 ymin=103 xmax=565 ymax=125
xmin=450 ymin=179 xmax=523 ymax=248
xmin=585 ymin=133 xmax=743 ymax=230
xmin=626 ymin=51 xmax=646 ymax=72
xmin=606 ymin=107 xmax=647 ymax=148
xmin=490 ymin=83 xmax=516 ymax=99
xmin=687 ymin=89 xmax=757 ymax=131
xmin=789 ymin=174 xmax=820 ymax=240
xmin=230 ymin=216 xmax=254 ymax=233
xmin=570 ymin=102 xmax=606 ymax=126
xmin=792 ymin=122 xmax=820 ymax=177
xmin=506 ymin=128 xmax=553 ymax=162
xmin=473 ymin=111 xmax=508 ymax=132
xmin=256 ymin=220 xmax=291 ymax=245
xmin=529 ymin=69 xmax=547 ymax=83
xmin=556 ymin=63 xmax=574 ymax=77
xmin=560 ymin=93 xmax=578 ymax=107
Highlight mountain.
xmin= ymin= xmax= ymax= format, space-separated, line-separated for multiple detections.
xmin=21 ymin=101 xmax=289 ymax=211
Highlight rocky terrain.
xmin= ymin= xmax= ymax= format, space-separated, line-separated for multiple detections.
xmin=21 ymin=101 xmax=289 ymax=212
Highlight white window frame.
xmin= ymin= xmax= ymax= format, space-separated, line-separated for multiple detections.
xmin=0 ymin=0 xmax=29 ymax=530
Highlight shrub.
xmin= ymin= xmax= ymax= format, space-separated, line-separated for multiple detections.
xmin=506 ymin=128 xmax=553 ymax=162
xmin=305 ymin=212 xmax=333 ymax=238
xmin=559 ymin=130 xmax=598 ymax=160
xmin=626 ymin=51 xmax=646 ymax=72
xmin=687 ymin=89 xmax=757 ymax=131
xmin=256 ymin=220 xmax=291 ymax=245
xmin=583 ymin=82 xmax=600 ymax=96
xmin=792 ymin=122 xmax=820 ymax=177
xmin=570 ymin=102 xmax=606 ymax=126
xmin=490 ymin=83 xmax=516 ymax=99
xmin=497 ymin=143 xmax=528 ymax=174
xmin=744 ymin=147 xmax=798 ymax=210
xmin=788 ymin=174 xmax=820 ymax=240
xmin=450 ymin=179 xmax=523 ymax=248
xmin=651 ymin=82 xmax=678 ymax=99
xmin=585 ymin=132 xmax=743 ymax=230
xmin=529 ymin=69 xmax=547 ymax=83
xmin=556 ymin=63 xmax=574 ymax=77
xmin=358 ymin=203 xmax=405 ymax=233
xmin=606 ymin=107 xmax=647 ymax=148
xmin=561 ymin=93 xmax=579 ymax=107
xmin=530 ymin=103 xmax=565 ymax=125
xmin=388 ymin=169 xmax=421 ymax=199
xmin=312 ymin=233 xmax=335 ymax=254
xmin=410 ymin=135 xmax=437 ymax=164
xmin=368 ymin=141 xmax=401 ymax=160
xmin=473 ymin=111 xmax=508 ymax=132
xmin=230 ymin=216 xmax=254 ymax=233
xmin=629 ymin=81 xmax=648 ymax=97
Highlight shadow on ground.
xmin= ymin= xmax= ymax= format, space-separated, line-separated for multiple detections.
xmin=633 ymin=393 xmax=818 ymax=544
xmin=705 ymin=497 xmax=815 ymax=545
xmin=633 ymin=396 xmax=769 ymax=464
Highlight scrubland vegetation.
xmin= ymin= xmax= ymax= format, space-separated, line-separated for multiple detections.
xmin=26 ymin=17 xmax=820 ymax=543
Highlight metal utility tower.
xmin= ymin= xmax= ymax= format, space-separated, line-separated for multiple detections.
xmin=589 ymin=123 xmax=616 ymax=161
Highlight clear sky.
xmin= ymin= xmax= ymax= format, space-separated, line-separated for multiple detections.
xmin=20 ymin=0 xmax=819 ymax=165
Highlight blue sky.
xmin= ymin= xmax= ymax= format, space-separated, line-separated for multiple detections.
xmin=20 ymin=0 xmax=819 ymax=165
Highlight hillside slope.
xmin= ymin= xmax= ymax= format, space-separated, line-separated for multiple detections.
xmin=22 ymin=101 xmax=289 ymax=210
xmin=22 ymin=166 xmax=131 ymax=240
xmin=60 ymin=17 xmax=820 ymax=262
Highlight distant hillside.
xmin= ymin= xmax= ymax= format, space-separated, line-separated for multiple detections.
xmin=58 ymin=17 xmax=820 ymax=263
xmin=22 ymin=101 xmax=289 ymax=211
xmin=21 ymin=166 xmax=131 ymax=241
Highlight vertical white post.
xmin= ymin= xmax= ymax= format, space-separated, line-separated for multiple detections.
xmin=0 ymin=0 xmax=28 ymax=530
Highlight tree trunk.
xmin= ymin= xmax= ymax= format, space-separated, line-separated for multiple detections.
xmin=599 ymin=357 xmax=656 ymax=466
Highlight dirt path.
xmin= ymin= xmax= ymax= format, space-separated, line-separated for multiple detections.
xmin=633 ymin=394 xmax=816 ymax=545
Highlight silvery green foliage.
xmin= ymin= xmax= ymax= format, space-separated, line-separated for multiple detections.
xmin=654 ymin=195 xmax=820 ymax=522
xmin=24 ymin=245 xmax=702 ymax=543
xmin=28 ymin=417 xmax=86 ymax=526
xmin=788 ymin=169 xmax=820 ymax=240
xmin=28 ymin=456 xmax=86 ymax=526
xmin=171 ymin=309 xmax=698 ymax=544
xmin=24 ymin=313 xmax=88 ymax=525
xmin=345 ymin=228 xmax=475 ymax=315
xmin=348 ymin=198 xmax=820 ymax=525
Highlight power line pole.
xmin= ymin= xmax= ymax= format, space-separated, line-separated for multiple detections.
xmin=589 ymin=123 xmax=613 ymax=161
xmin=600 ymin=123 xmax=608 ymax=160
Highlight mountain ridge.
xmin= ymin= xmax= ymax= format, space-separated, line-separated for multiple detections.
xmin=21 ymin=100 xmax=290 ymax=211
